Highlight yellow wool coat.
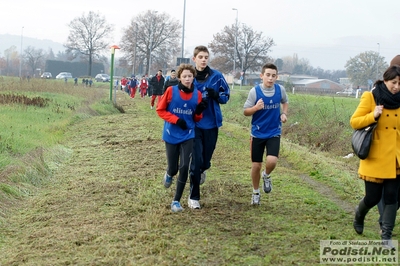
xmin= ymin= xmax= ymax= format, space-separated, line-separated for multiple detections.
xmin=350 ymin=91 xmax=400 ymax=180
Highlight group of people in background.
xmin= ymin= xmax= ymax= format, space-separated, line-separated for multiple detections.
xmin=78 ymin=77 xmax=93 ymax=87
xmin=120 ymin=76 xmax=140 ymax=99
xmin=117 ymin=70 xmax=179 ymax=103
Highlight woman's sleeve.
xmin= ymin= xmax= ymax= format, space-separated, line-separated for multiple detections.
xmin=350 ymin=92 xmax=377 ymax=129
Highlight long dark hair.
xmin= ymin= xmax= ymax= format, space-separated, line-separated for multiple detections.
xmin=373 ymin=65 xmax=400 ymax=87
xmin=372 ymin=65 xmax=400 ymax=109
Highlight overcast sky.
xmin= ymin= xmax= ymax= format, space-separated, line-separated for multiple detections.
xmin=1 ymin=0 xmax=399 ymax=70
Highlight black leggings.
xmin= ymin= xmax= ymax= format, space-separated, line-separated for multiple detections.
xmin=165 ymin=140 xmax=193 ymax=202
xmin=364 ymin=176 xmax=400 ymax=208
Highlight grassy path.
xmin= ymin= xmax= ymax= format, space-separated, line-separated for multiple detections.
xmin=0 ymin=91 xmax=387 ymax=265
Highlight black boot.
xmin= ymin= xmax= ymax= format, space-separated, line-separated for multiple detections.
xmin=377 ymin=197 xmax=384 ymax=232
xmin=381 ymin=203 xmax=398 ymax=250
xmin=353 ymin=199 xmax=370 ymax=234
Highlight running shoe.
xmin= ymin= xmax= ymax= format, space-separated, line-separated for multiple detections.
xmin=171 ymin=201 xmax=184 ymax=212
xmin=262 ymin=171 xmax=272 ymax=193
xmin=188 ymin=198 xmax=201 ymax=209
xmin=163 ymin=173 xmax=173 ymax=188
xmin=251 ymin=193 xmax=260 ymax=205
xmin=200 ymin=171 xmax=206 ymax=185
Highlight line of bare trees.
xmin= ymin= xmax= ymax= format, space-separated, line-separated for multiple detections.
xmin=0 ymin=9 xmax=383 ymax=86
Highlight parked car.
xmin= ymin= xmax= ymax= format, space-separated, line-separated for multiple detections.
xmin=95 ymin=74 xmax=110 ymax=82
xmin=41 ymin=72 xmax=52 ymax=79
xmin=336 ymin=89 xmax=355 ymax=96
xmin=56 ymin=72 xmax=73 ymax=79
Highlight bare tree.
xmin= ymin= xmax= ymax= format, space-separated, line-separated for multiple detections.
xmin=24 ymin=46 xmax=45 ymax=76
xmin=121 ymin=10 xmax=181 ymax=75
xmin=345 ymin=51 xmax=388 ymax=88
xmin=0 ymin=55 xmax=5 ymax=75
xmin=65 ymin=11 xmax=113 ymax=76
xmin=209 ymin=23 xmax=275 ymax=79
xmin=3 ymin=46 xmax=19 ymax=76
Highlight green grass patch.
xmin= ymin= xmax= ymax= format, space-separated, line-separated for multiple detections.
xmin=0 ymin=77 xmax=120 ymax=200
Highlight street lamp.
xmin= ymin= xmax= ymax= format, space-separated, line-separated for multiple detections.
xmin=148 ymin=11 xmax=158 ymax=75
xmin=110 ymin=45 xmax=120 ymax=102
xmin=181 ymin=0 xmax=186 ymax=58
xmin=232 ymin=8 xmax=238 ymax=90
xmin=19 ymin=26 xmax=24 ymax=79
xmin=376 ymin=43 xmax=380 ymax=81
xmin=133 ymin=23 xmax=138 ymax=75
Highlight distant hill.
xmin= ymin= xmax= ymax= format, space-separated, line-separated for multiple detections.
xmin=0 ymin=34 xmax=65 ymax=55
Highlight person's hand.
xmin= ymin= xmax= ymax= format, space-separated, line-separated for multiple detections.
xmin=280 ymin=113 xmax=287 ymax=123
xmin=205 ymin=88 xmax=219 ymax=100
xmin=374 ymin=105 xmax=383 ymax=119
xmin=255 ymin=98 xmax=264 ymax=111
xmin=195 ymin=99 xmax=208 ymax=115
xmin=176 ymin=118 xmax=188 ymax=130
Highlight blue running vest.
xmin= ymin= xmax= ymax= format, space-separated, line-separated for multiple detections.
xmin=162 ymin=86 xmax=199 ymax=144
xmin=251 ymin=84 xmax=282 ymax=139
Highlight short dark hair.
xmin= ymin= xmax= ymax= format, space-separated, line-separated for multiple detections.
xmin=261 ymin=63 xmax=278 ymax=74
xmin=193 ymin=45 xmax=209 ymax=57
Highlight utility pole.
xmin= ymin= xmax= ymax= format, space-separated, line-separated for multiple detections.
xmin=133 ymin=23 xmax=138 ymax=75
xmin=181 ymin=0 xmax=186 ymax=58
xmin=19 ymin=26 xmax=24 ymax=79
xmin=376 ymin=43 xmax=380 ymax=81
xmin=232 ymin=8 xmax=238 ymax=90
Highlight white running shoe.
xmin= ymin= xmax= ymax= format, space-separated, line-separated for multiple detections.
xmin=262 ymin=171 xmax=272 ymax=193
xmin=188 ymin=198 xmax=201 ymax=209
xmin=251 ymin=193 xmax=260 ymax=205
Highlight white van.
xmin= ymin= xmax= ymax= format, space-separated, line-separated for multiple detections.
xmin=56 ymin=72 xmax=73 ymax=79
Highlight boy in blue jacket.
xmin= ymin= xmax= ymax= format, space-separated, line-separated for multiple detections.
xmin=188 ymin=45 xmax=230 ymax=209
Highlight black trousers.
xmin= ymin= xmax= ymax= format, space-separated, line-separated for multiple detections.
xmin=189 ymin=127 xmax=218 ymax=200
xmin=364 ymin=176 xmax=400 ymax=208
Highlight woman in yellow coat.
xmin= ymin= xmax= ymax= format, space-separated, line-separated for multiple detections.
xmin=350 ymin=65 xmax=400 ymax=250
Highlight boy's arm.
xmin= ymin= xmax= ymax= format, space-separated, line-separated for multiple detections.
xmin=281 ymin=102 xmax=288 ymax=114
xmin=217 ymin=77 xmax=230 ymax=104
xmin=280 ymin=102 xmax=288 ymax=123
xmin=244 ymin=98 xmax=264 ymax=116
xmin=193 ymin=91 xmax=204 ymax=122
xmin=243 ymin=88 xmax=259 ymax=116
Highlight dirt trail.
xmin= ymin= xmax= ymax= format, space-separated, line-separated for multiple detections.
xmin=278 ymin=157 xmax=355 ymax=214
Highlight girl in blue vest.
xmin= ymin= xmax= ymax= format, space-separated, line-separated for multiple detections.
xmin=243 ymin=63 xmax=289 ymax=205
xmin=156 ymin=64 xmax=208 ymax=212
